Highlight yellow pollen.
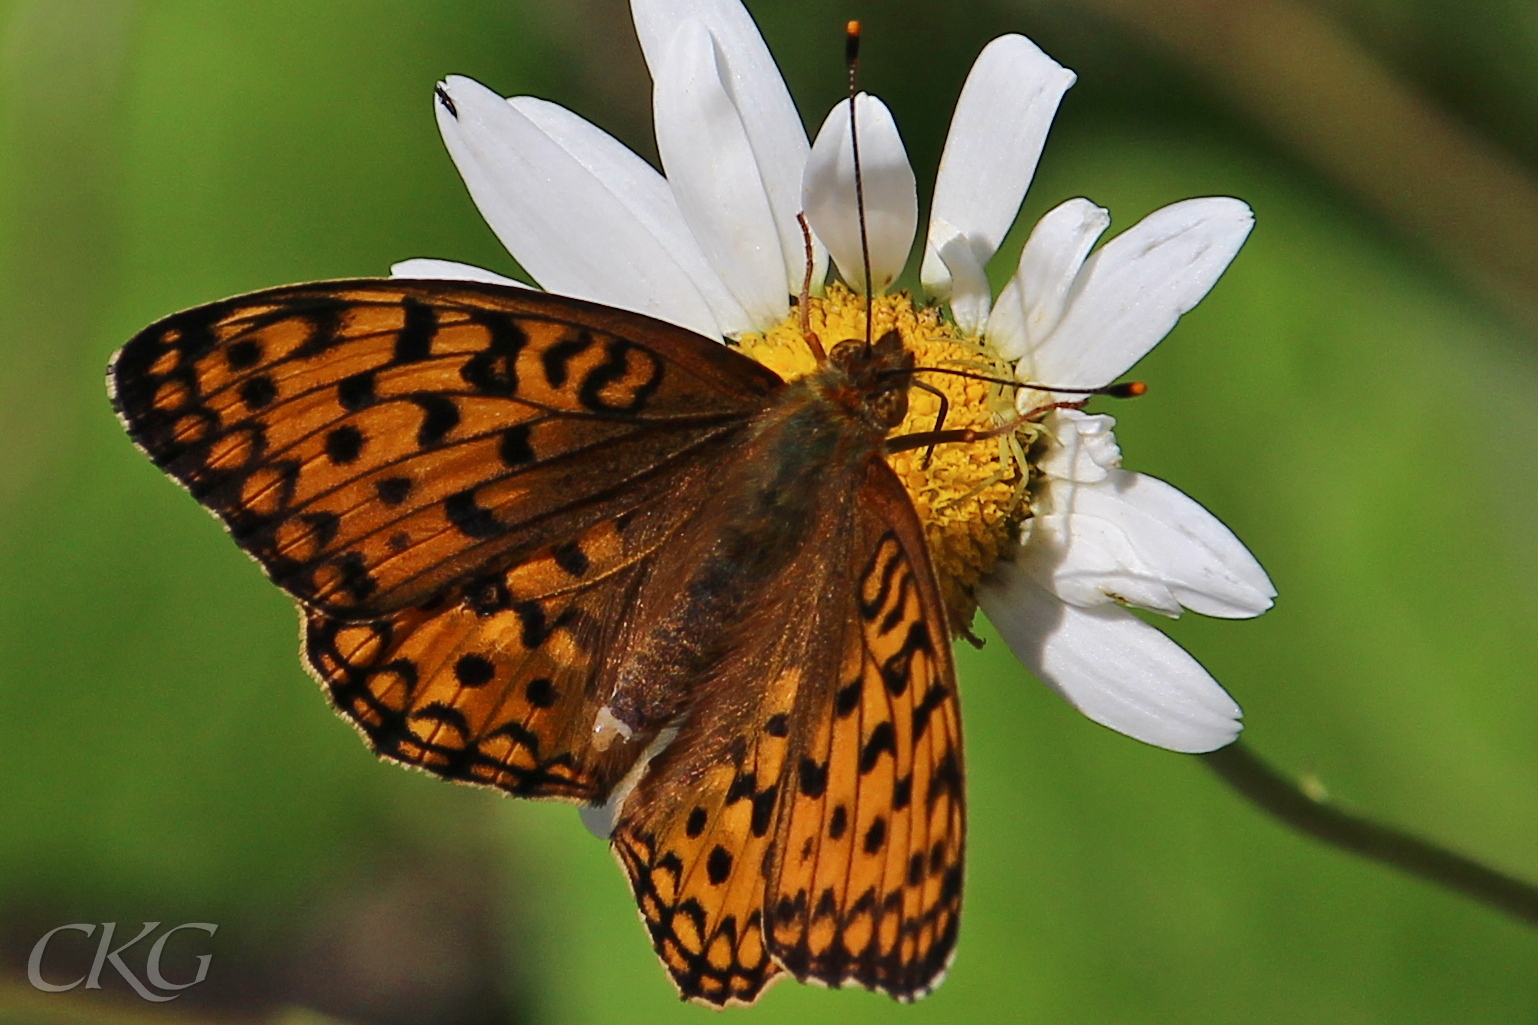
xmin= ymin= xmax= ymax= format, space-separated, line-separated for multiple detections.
xmin=734 ymin=285 xmax=1028 ymax=630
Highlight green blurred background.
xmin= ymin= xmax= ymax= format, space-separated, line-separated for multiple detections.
xmin=4 ymin=0 xmax=1538 ymax=1021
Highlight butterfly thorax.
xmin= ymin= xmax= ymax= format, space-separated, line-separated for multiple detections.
xmin=599 ymin=331 xmax=916 ymax=748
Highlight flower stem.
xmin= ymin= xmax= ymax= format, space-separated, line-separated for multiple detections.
xmin=1201 ymin=741 xmax=1538 ymax=926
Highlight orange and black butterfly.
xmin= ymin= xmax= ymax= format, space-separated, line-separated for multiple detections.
xmin=108 ymin=280 xmax=964 ymax=1006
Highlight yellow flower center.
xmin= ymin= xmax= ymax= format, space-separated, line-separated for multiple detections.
xmin=734 ymin=284 xmax=1028 ymax=632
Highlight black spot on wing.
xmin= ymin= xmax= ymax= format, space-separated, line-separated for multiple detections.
xmin=460 ymin=315 xmax=527 ymax=395
xmin=706 ymin=845 xmax=733 ymax=886
xmin=863 ymin=816 xmax=887 ymax=855
xmin=893 ymin=773 xmax=912 ymax=811
xmin=911 ymin=682 xmax=950 ymax=740
xmin=511 ymin=600 xmax=576 ymax=649
xmin=524 ymin=677 xmax=556 ymax=708
xmin=226 ymin=338 xmax=263 ymax=369
xmin=499 ymin=424 xmax=535 ymax=467
xmin=880 ymin=620 xmax=931 ymax=697
xmin=454 ymin=653 xmax=495 ymax=688
xmin=828 ymin=804 xmax=847 ymax=839
xmin=238 ymin=375 xmax=276 ymax=410
xmin=444 ymin=488 xmax=503 ymax=539
xmin=726 ymin=771 xmax=757 ymax=805
xmin=927 ymin=749 xmax=961 ymax=809
xmin=324 ymin=425 xmax=365 ymax=465
xmin=798 ymin=757 xmax=828 ymax=799
xmin=337 ymin=370 xmax=376 ymax=411
xmin=541 ymin=333 xmax=591 ymax=388
xmin=859 ymin=721 xmax=896 ymax=774
xmin=579 ymin=339 xmax=664 ymax=413
xmin=299 ymin=511 xmax=340 ymax=550
xmin=412 ymin=394 xmax=460 ymax=448
xmin=394 ymin=298 xmax=436 ymax=363
xmin=552 ymin=541 xmax=590 ymax=577
xmin=333 ymin=551 xmax=377 ymax=601
xmin=751 ymin=784 xmax=778 ymax=837
xmin=375 ymin=476 xmax=412 ymax=506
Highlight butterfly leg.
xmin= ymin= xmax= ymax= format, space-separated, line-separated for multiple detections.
xmin=885 ymin=399 xmax=1087 ymax=455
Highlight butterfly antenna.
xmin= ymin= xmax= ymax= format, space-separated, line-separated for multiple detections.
xmin=882 ymin=364 xmax=1149 ymax=398
xmin=796 ymin=212 xmax=827 ymax=362
xmin=846 ymin=20 xmax=874 ymax=353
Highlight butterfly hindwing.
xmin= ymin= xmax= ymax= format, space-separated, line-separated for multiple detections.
xmin=609 ymin=460 xmax=963 ymax=1007
xmin=764 ymin=459 xmax=964 ymax=1001
xmin=109 ymin=280 xmax=779 ymax=617
xmin=302 ymin=486 xmax=707 ymax=802
xmin=610 ymin=679 xmax=795 ymax=1007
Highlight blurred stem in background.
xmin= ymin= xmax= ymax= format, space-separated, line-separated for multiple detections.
xmin=1044 ymin=0 xmax=1538 ymax=329
xmin=1205 ymin=743 xmax=1538 ymax=927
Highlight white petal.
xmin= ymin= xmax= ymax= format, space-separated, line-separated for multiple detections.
xmin=1033 ymin=409 xmax=1121 ymax=483
xmin=979 ymin=562 xmax=1243 ymax=753
xmin=435 ymin=76 xmax=722 ymax=338
xmin=1019 ymin=506 xmax=1186 ymax=616
xmin=507 ymin=96 xmax=752 ymax=337
xmin=929 ymin=218 xmax=993 ymax=335
xmin=389 ymin=259 xmax=528 ymax=287
xmin=1099 ymin=470 xmax=1275 ymax=618
xmin=1027 ymin=197 xmax=1255 ymax=389
xmin=1025 ymin=469 xmax=1275 ymax=619
xmin=803 ymin=94 xmax=917 ymax=294
xmin=652 ymin=20 xmax=789 ymax=329
xmin=988 ymin=198 xmax=1109 ymax=361
xmin=631 ymin=0 xmax=823 ymax=293
xmin=921 ymin=34 xmax=1076 ymax=325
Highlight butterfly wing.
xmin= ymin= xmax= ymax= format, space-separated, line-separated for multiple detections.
xmin=764 ymin=459 xmax=964 ymax=1001
xmin=301 ymin=480 xmax=704 ymax=799
xmin=111 ymin=280 xmax=782 ymax=801
xmin=609 ymin=458 xmax=963 ymax=1007
xmin=109 ymin=280 xmax=779 ymax=618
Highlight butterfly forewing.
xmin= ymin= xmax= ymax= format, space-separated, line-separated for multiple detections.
xmin=109 ymin=281 xmax=779 ymax=617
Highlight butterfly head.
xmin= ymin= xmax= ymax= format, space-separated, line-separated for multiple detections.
xmin=826 ymin=327 xmax=914 ymax=431
xmin=736 ymin=284 xmax=1029 ymax=628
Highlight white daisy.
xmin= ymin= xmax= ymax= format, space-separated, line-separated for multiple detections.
xmin=395 ymin=0 xmax=1274 ymax=755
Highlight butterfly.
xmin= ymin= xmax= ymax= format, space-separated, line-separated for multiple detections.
xmin=108 ymin=279 xmax=964 ymax=1007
